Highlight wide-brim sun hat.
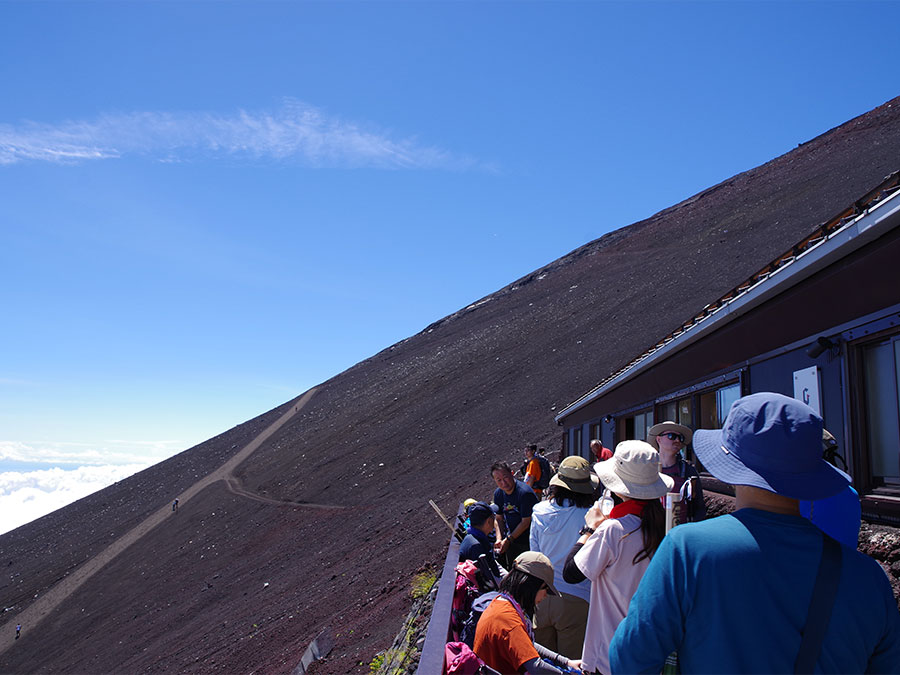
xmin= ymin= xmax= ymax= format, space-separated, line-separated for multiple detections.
xmin=594 ymin=440 xmax=674 ymax=500
xmin=647 ymin=421 xmax=693 ymax=449
xmin=513 ymin=551 xmax=560 ymax=596
xmin=692 ymin=392 xmax=850 ymax=501
xmin=549 ymin=456 xmax=599 ymax=494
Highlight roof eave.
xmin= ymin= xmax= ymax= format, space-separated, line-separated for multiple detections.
xmin=555 ymin=187 xmax=900 ymax=424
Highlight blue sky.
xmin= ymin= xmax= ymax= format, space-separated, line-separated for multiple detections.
xmin=1 ymin=0 xmax=899 ymax=533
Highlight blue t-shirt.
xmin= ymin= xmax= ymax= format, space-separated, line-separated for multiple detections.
xmin=610 ymin=508 xmax=900 ymax=674
xmin=459 ymin=532 xmax=490 ymax=561
xmin=799 ymin=485 xmax=862 ymax=549
xmin=492 ymin=480 xmax=538 ymax=537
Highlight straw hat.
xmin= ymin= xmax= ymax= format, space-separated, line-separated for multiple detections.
xmin=594 ymin=440 xmax=674 ymax=499
xmin=549 ymin=456 xmax=599 ymax=494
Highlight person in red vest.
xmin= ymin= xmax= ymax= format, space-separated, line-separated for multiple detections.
xmin=590 ymin=439 xmax=613 ymax=462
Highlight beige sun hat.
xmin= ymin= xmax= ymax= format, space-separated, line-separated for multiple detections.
xmin=594 ymin=440 xmax=675 ymax=499
xmin=512 ymin=551 xmax=559 ymax=595
xmin=549 ymin=456 xmax=600 ymax=494
xmin=647 ymin=421 xmax=693 ymax=449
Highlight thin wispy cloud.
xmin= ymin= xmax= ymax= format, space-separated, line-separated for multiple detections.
xmin=0 ymin=99 xmax=478 ymax=169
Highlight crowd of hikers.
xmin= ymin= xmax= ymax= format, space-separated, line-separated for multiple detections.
xmin=445 ymin=392 xmax=900 ymax=674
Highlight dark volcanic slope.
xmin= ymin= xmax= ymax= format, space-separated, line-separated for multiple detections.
xmin=2 ymin=97 xmax=900 ymax=674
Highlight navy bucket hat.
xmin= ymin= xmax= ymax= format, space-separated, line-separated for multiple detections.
xmin=467 ymin=501 xmax=499 ymax=527
xmin=693 ymin=392 xmax=849 ymax=501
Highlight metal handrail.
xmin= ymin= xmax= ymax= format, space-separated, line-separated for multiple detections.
xmin=417 ymin=503 xmax=463 ymax=675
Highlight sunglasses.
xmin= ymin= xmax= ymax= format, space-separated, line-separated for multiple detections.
xmin=660 ymin=432 xmax=685 ymax=442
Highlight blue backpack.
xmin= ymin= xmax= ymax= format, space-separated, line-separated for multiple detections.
xmin=460 ymin=592 xmax=500 ymax=647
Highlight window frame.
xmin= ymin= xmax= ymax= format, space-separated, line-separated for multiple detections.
xmin=653 ymin=375 xmax=744 ymax=470
xmin=849 ymin=327 xmax=900 ymax=499
xmin=618 ymin=407 xmax=654 ymax=442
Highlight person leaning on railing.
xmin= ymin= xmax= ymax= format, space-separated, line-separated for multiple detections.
xmin=459 ymin=501 xmax=504 ymax=580
xmin=491 ymin=461 xmax=539 ymax=569
xmin=473 ymin=552 xmax=582 ymax=675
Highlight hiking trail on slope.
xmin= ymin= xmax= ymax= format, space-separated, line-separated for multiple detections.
xmin=0 ymin=387 xmax=322 ymax=653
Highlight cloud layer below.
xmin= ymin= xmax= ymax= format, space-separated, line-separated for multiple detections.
xmin=0 ymin=463 xmax=148 ymax=535
xmin=0 ymin=100 xmax=471 ymax=169
xmin=0 ymin=439 xmax=182 ymax=467
xmin=0 ymin=440 xmax=181 ymax=535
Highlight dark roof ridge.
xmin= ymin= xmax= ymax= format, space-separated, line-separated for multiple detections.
xmin=557 ymin=169 xmax=900 ymax=419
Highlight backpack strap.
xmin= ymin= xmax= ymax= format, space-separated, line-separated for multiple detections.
xmin=794 ymin=533 xmax=842 ymax=674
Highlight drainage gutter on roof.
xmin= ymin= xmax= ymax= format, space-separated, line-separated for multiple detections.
xmin=554 ymin=189 xmax=900 ymax=424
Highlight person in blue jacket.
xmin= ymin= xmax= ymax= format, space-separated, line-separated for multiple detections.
xmin=459 ymin=501 xmax=503 ymax=579
xmin=610 ymin=392 xmax=900 ymax=674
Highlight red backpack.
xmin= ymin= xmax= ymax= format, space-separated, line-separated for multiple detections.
xmin=444 ymin=641 xmax=499 ymax=675
xmin=450 ymin=561 xmax=480 ymax=641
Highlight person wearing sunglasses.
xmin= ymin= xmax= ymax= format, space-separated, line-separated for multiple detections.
xmin=648 ymin=421 xmax=707 ymax=523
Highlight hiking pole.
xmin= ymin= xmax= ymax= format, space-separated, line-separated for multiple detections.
xmin=429 ymin=500 xmax=465 ymax=542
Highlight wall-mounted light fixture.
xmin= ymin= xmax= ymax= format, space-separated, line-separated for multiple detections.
xmin=806 ymin=336 xmax=837 ymax=359
xmin=603 ymin=415 xmax=613 ymax=424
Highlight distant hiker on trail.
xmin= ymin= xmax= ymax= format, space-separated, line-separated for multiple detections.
xmin=172 ymin=499 xmax=179 ymax=512
xmin=522 ymin=444 xmax=551 ymax=499
xmin=491 ymin=461 xmax=538 ymax=569
xmin=15 ymin=624 xmax=20 ymax=639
